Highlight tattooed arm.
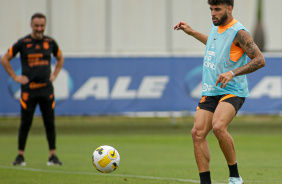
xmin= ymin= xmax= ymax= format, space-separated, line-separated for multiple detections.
xmin=232 ymin=30 xmax=265 ymax=76
xmin=216 ymin=30 xmax=265 ymax=88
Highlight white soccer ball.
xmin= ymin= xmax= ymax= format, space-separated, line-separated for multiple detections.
xmin=92 ymin=145 xmax=120 ymax=173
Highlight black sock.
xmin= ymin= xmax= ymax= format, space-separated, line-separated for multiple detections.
xmin=199 ymin=171 xmax=211 ymax=184
xmin=228 ymin=162 xmax=240 ymax=177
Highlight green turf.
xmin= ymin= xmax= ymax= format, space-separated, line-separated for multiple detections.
xmin=0 ymin=115 xmax=282 ymax=184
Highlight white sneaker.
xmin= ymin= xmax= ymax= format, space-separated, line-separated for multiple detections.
xmin=228 ymin=176 xmax=243 ymax=184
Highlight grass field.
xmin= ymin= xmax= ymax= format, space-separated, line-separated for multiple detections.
xmin=0 ymin=115 xmax=282 ymax=184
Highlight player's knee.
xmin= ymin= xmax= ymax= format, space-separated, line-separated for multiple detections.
xmin=191 ymin=128 xmax=205 ymax=141
xmin=212 ymin=123 xmax=226 ymax=137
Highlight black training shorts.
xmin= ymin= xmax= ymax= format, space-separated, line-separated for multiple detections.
xmin=197 ymin=94 xmax=245 ymax=114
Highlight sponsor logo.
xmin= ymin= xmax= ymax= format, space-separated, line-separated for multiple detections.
xmin=204 ymin=61 xmax=216 ymax=70
xmin=29 ymin=82 xmax=47 ymax=89
xmin=206 ymin=51 xmax=215 ymax=56
xmin=202 ymin=83 xmax=209 ymax=92
xmin=202 ymin=83 xmax=215 ymax=92
xmin=27 ymin=54 xmax=49 ymax=67
xmin=72 ymin=76 xmax=169 ymax=100
xmin=204 ymin=52 xmax=216 ymax=70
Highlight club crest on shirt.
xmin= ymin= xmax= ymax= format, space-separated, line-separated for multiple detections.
xmin=43 ymin=41 xmax=49 ymax=50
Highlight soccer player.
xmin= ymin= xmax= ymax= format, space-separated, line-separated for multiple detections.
xmin=174 ymin=0 xmax=265 ymax=184
xmin=1 ymin=12 xmax=64 ymax=166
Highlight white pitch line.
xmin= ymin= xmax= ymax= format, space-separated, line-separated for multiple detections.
xmin=1 ymin=166 xmax=281 ymax=183
xmin=0 ymin=165 xmax=221 ymax=184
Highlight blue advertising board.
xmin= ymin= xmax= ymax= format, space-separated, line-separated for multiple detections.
xmin=0 ymin=57 xmax=281 ymax=115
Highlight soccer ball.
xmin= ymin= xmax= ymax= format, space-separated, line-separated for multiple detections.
xmin=92 ymin=145 xmax=120 ymax=173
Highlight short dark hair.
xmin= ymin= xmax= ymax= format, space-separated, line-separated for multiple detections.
xmin=207 ymin=0 xmax=234 ymax=7
xmin=31 ymin=12 xmax=46 ymax=21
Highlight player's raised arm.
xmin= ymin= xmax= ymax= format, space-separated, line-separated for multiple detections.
xmin=231 ymin=30 xmax=265 ymax=76
xmin=174 ymin=21 xmax=208 ymax=45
